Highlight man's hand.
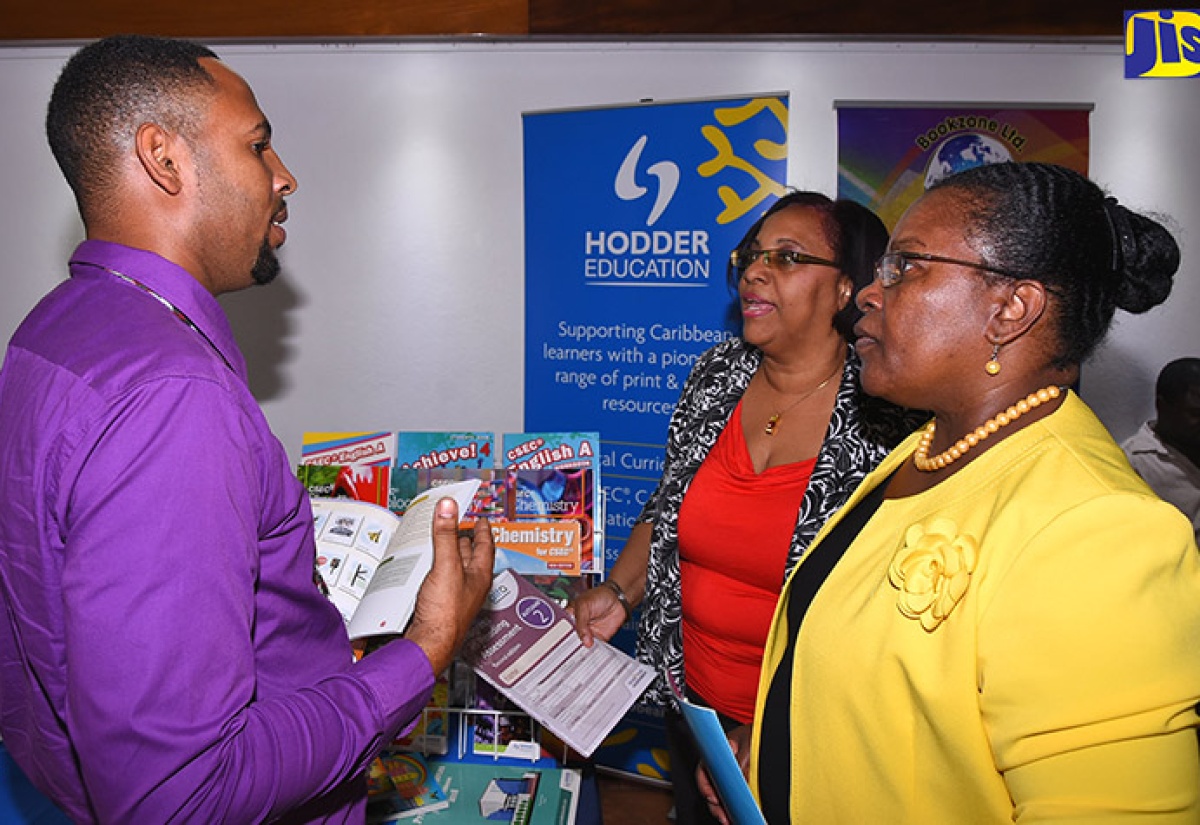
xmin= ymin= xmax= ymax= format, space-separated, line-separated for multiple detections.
xmin=404 ymin=498 xmax=495 ymax=674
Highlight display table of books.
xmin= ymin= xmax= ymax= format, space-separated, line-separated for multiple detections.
xmin=367 ymin=730 xmax=595 ymax=824
xmin=298 ymin=431 xmax=648 ymax=824
xmin=356 ymin=559 xmax=651 ymax=824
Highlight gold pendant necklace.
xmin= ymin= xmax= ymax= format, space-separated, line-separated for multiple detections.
xmin=913 ymin=385 xmax=1062 ymax=472
xmin=763 ymin=361 xmax=843 ymax=436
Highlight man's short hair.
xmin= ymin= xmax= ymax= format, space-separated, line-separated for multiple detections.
xmin=1156 ymin=357 xmax=1200 ymax=404
xmin=46 ymin=35 xmax=219 ymax=212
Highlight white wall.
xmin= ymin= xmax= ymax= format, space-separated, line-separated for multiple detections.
xmin=1 ymin=39 xmax=1195 ymax=463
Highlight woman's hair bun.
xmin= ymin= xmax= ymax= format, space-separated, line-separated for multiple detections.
xmin=1110 ymin=205 xmax=1179 ymax=314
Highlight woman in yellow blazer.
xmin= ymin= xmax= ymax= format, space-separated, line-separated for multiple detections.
xmin=731 ymin=162 xmax=1200 ymax=823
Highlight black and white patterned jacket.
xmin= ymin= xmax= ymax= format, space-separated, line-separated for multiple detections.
xmin=634 ymin=337 xmax=923 ymax=707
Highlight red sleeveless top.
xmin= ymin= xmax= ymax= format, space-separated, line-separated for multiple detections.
xmin=678 ymin=400 xmax=815 ymax=724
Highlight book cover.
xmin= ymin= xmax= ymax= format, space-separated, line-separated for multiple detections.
xmin=502 ymin=433 xmax=602 ymax=574
xmin=390 ymin=468 xmax=598 ymax=573
xmin=389 ymin=468 xmax=508 ymax=520
xmin=490 ymin=521 xmax=583 ymax=578
xmin=395 ymin=431 xmax=496 ymax=470
xmin=468 ymin=680 xmax=547 ymax=761
xmin=298 ymin=462 xmax=392 ymax=508
xmin=301 ymin=431 xmax=397 ymax=467
xmin=367 ymin=751 xmax=452 ymax=822
xmin=500 ymin=432 xmax=598 ymax=473
xmin=507 ymin=465 xmax=597 ymax=573
xmin=393 ymin=669 xmax=451 ymax=755
xmin=520 ymin=574 xmax=594 ymax=609
xmin=421 ymin=759 xmax=580 ymax=825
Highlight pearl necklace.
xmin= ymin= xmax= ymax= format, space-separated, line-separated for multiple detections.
xmin=913 ymin=385 xmax=1062 ymax=472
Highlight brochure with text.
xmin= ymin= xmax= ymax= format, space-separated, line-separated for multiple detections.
xmin=460 ymin=569 xmax=655 ymax=757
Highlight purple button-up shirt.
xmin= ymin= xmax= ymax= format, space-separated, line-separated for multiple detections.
xmin=0 ymin=241 xmax=434 ymax=823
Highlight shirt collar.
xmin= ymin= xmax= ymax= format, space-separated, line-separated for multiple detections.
xmin=69 ymin=239 xmax=248 ymax=380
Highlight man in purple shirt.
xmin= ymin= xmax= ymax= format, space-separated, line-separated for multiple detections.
xmin=0 ymin=35 xmax=495 ymax=823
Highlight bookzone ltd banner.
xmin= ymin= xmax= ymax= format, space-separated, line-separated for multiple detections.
xmin=836 ymin=103 xmax=1090 ymax=230
xmin=523 ymin=94 xmax=788 ymax=780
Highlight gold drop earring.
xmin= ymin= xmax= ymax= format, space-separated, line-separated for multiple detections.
xmin=985 ymin=343 xmax=1001 ymax=376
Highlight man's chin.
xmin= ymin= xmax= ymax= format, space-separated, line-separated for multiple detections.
xmin=251 ymin=243 xmax=281 ymax=286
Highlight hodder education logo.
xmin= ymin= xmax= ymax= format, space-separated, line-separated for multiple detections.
xmin=1125 ymin=10 xmax=1200 ymax=77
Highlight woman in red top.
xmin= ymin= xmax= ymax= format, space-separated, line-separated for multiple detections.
xmin=572 ymin=191 xmax=920 ymax=823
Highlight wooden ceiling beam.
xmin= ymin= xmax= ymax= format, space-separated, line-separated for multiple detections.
xmin=0 ymin=0 xmax=1126 ymax=40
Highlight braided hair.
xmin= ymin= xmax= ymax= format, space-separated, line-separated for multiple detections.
xmin=928 ymin=162 xmax=1179 ymax=368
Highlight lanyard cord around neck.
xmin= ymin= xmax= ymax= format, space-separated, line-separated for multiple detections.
xmin=78 ymin=261 xmax=235 ymax=373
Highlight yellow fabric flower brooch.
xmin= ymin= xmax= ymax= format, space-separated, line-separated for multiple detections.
xmin=888 ymin=518 xmax=979 ymax=632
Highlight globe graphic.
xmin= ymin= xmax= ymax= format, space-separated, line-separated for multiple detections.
xmin=923 ymin=132 xmax=1013 ymax=189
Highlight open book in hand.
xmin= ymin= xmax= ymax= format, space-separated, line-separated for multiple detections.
xmin=312 ymin=479 xmax=482 ymax=640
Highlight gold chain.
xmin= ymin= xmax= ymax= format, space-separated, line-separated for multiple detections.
xmin=763 ymin=360 xmax=844 ymax=436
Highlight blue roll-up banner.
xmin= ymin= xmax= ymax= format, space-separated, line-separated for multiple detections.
xmin=523 ymin=94 xmax=788 ymax=781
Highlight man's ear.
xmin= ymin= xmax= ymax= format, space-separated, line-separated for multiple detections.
xmin=134 ymin=123 xmax=185 ymax=196
xmin=986 ymin=280 xmax=1049 ymax=345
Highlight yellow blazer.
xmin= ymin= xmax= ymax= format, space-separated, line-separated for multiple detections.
xmin=751 ymin=392 xmax=1200 ymax=822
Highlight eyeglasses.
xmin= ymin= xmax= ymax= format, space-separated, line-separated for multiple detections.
xmin=730 ymin=248 xmax=840 ymax=274
xmin=873 ymin=251 xmax=1023 ymax=288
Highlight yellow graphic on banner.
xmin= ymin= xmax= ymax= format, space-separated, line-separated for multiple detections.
xmin=699 ymin=98 xmax=789 ymax=224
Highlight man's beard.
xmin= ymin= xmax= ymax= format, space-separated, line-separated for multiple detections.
xmin=251 ymin=237 xmax=281 ymax=286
